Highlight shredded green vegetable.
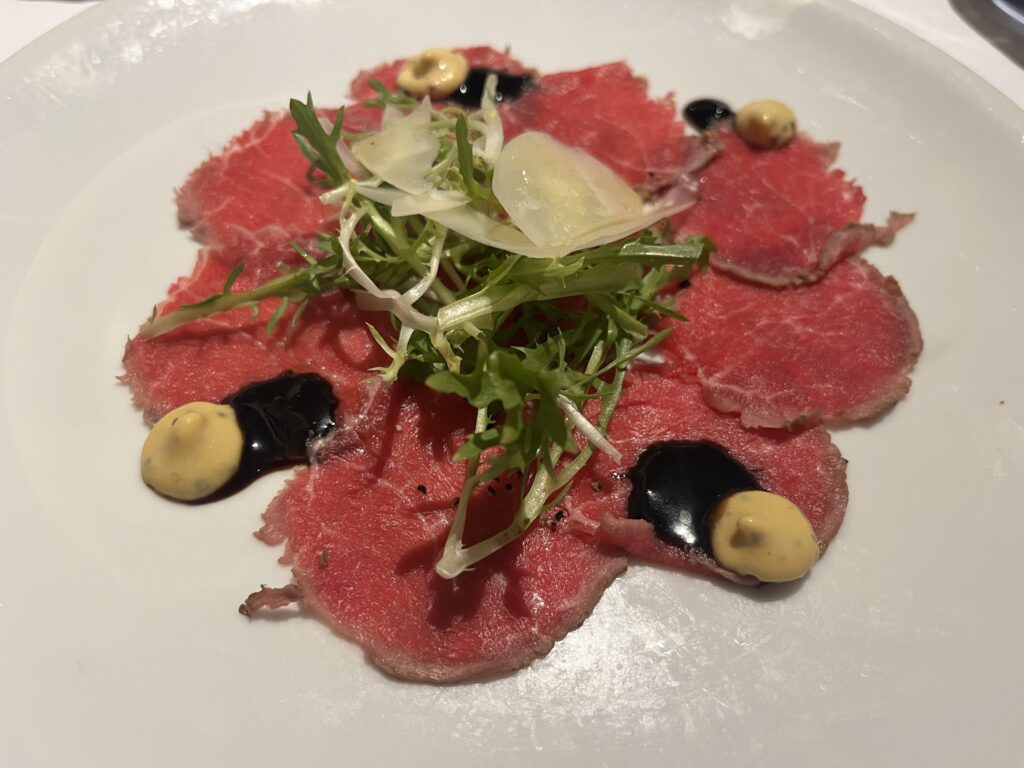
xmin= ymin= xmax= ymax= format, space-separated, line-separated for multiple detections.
xmin=140 ymin=81 xmax=713 ymax=578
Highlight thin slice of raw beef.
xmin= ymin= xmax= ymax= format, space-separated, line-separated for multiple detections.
xmin=563 ymin=370 xmax=848 ymax=585
xmin=122 ymin=238 xmax=390 ymax=424
xmin=257 ymin=384 xmax=627 ymax=682
xmin=671 ymin=127 xmax=911 ymax=286
xmin=176 ymin=113 xmax=334 ymax=248
xmin=664 ymin=257 xmax=923 ymax=429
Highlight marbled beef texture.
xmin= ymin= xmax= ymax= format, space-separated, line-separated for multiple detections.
xmin=663 ymin=258 xmax=923 ymax=429
xmin=672 ymin=127 xmax=911 ymax=286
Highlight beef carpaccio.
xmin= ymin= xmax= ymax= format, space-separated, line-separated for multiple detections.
xmin=123 ymin=46 xmax=920 ymax=681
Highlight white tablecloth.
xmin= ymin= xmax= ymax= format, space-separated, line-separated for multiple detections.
xmin=2 ymin=0 xmax=1022 ymax=109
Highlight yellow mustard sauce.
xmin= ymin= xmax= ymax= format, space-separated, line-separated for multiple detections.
xmin=141 ymin=402 xmax=244 ymax=501
xmin=710 ymin=490 xmax=820 ymax=582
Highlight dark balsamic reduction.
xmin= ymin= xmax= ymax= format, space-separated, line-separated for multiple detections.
xmin=683 ymin=99 xmax=735 ymax=132
xmin=627 ymin=441 xmax=759 ymax=552
xmin=447 ymin=67 xmax=534 ymax=107
xmin=225 ymin=372 xmax=339 ymax=481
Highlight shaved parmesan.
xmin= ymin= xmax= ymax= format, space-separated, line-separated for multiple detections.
xmin=352 ymin=99 xmax=439 ymax=194
xmin=493 ymin=132 xmax=644 ymax=246
xmin=356 ymin=185 xmax=469 ymax=217
xmin=487 ymin=132 xmax=697 ymax=257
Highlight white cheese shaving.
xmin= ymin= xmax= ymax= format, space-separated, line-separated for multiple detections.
xmin=493 ymin=131 xmax=644 ymax=248
xmin=351 ymin=99 xmax=439 ymax=194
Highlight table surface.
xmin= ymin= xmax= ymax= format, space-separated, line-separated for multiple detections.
xmin=2 ymin=0 xmax=1023 ymax=110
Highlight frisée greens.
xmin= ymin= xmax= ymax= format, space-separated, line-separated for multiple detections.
xmin=140 ymin=79 xmax=713 ymax=578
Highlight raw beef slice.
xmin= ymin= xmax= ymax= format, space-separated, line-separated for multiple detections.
xmin=664 ymin=257 xmax=923 ymax=429
xmin=122 ymin=238 xmax=389 ymax=423
xmin=257 ymin=384 xmax=627 ymax=682
xmin=563 ymin=371 xmax=848 ymax=585
xmin=672 ymin=127 xmax=911 ymax=286
xmin=176 ymin=113 xmax=333 ymax=248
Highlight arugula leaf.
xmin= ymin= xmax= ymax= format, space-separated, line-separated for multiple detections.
xmin=455 ymin=113 xmax=488 ymax=200
xmin=289 ymin=94 xmax=348 ymax=187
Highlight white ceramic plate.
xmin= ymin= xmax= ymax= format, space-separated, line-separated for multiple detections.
xmin=3 ymin=1 xmax=1023 ymax=765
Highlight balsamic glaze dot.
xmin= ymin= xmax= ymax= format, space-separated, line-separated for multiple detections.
xmin=446 ymin=67 xmax=534 ymax=107
xmin=627 ymin=441 xmax=759 ymax=553
xmin=683 ymin=99 xmax=735 ymax=131
xmin=222 ymin=372 xmax=339 ymax=494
